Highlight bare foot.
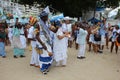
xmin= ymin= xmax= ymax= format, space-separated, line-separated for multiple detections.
xmin=35 ymin=65 xmax=40 ymax=68
xmin=30 ymin=64 xmax=35 ymax=66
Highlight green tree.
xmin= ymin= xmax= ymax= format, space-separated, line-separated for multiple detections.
xmin=40 ymin=0 xmax=97 ymax=17
xmin=105 ymin=0 xmax=119 ymax=7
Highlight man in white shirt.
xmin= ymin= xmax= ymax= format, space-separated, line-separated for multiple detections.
xmin=76 ymin=23 xmax=88 ymax=59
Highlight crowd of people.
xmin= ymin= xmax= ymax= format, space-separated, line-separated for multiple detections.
xmin=0 ymin=11 xmax=120 ymax=75
xmin=86 ymin=19 xmax=120 ymax=54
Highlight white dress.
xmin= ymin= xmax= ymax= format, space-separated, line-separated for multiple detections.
xmin=53 ymin=28 xmax=67 ymax=62
xmin=20 ymin=27 xmax=26 ymax=49
xmin=8 ymin=27 xmax=13 ymax=45
xmin=62 ymin=23 xmax=72 ymax=49
xmin=28 ymin=26 xmax=39 ymax=66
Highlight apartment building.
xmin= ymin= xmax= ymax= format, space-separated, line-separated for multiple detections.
xmin=0 ymin=0 xmax=42 ymax=17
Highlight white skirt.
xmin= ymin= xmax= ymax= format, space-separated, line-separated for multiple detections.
xmin=20 ymin=35 xmax=26 ymax=48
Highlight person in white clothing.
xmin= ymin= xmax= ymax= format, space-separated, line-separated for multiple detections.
xmin=36 ymin=11 xmax=53 ymax=74
xmin=27 ymin=23 xmax=39 ymax=67
xmin=53 ymin=20 xmax=68 ymax=67
xmin=8 ymin=25 xmax=13 ymax=46
xmin=110 ymin=25 xmax=119 ymax=53
xmin=62 ymin=17 xmax=72 ymax=48
xmin=76 ymin=23 xmax=88 ymax=59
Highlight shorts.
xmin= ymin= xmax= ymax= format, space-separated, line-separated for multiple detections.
xmin=89 ymin=34 xmax=94 ymax=43
xmin=68 ymin=37 xmax=73 ymax=41
xmin=89 ymin=37 xmax=94 ymax=43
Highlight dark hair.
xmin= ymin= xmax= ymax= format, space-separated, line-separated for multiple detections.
xmin=115 ymin=25 xmax=119 ymax=29
xmin=16 ymin=18 xmax=19 ymax=20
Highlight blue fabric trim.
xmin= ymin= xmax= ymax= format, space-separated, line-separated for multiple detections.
xmin=39 ymin=56 xmax=52 ymax=62
xmin=40 ymin=64 xmax=51 ymax=72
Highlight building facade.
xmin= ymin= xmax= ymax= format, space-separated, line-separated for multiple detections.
xmin=0 ymin=0 xmax=42 ymax=17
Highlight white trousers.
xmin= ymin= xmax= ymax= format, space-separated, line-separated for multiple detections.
xmin=30 ymin=41 xmax=39 ymax=66
xmin=78 ymin=44 xmax=86 ymax=57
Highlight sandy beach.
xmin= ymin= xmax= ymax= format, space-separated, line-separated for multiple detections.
xmin=0 ymin=45 xmax=120 ymax=80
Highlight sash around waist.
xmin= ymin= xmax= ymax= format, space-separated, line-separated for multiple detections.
xmin=39 ymin=56 xmax=52 ymax=62
xmin=20 ymin=34 xmax=25 ymax=35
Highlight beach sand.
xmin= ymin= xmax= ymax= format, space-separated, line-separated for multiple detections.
xmin=0 ymin=45 xmax=120 ymax=80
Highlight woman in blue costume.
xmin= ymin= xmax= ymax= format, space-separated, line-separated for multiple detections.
xmin=12 ymin=23 xmax=25 ymax=58
xmin=36 ymin=11 xmax=53 ymax=74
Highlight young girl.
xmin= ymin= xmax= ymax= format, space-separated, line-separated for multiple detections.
xmin=110 ymin=25 xmax=119 ymax=53
xmin=53 ymin=20 xmax=68 ymax=66
xmin=91 ymin=25 xmax=101 ymax=54
xmin=87 ymin=26 xmax=94 ymax=52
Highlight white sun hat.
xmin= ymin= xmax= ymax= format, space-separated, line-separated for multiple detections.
xmin=64 ymin=16 xmax=72 ymax=20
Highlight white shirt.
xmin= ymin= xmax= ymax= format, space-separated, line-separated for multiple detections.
xmin=28 ymin=26 xmax=35 ymax=39
xmin=8 ymin=27 xmax=13 ymax=38
xmin=67 ymin=24 xmax=72 ymax=32
xmin=62 ymin=23 xmax=72 ymax=32
xmin=76 ymin=28 xmax=88 ymax=45
xmin=117 ymin=29 xmax=120 ymax=34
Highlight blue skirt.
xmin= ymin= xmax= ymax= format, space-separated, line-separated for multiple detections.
xmin=39 ymin=55 xmax=53 ymax=72
xmin=13 ymin=48 xmax=25 ymax=56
